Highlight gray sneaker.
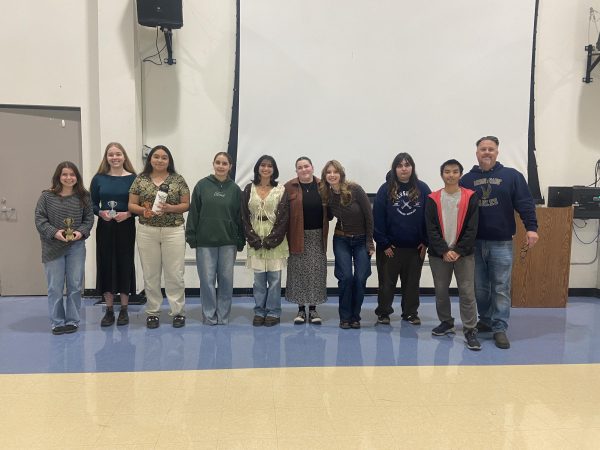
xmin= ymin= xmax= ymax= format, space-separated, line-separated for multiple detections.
xmin=432 ymin=322 xmax=455 ymax=336
xmin=465 ymin=329 xmax=482 ymax=351
xmin=308 ymin=309 xmax=322 ymax=325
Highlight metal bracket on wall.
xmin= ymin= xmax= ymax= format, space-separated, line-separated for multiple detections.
xmin=583 ymin=44 xmax=600 ymax=83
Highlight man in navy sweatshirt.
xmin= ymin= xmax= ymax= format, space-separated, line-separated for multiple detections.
xmin=460 ymin=136 xmax=538 ymax=349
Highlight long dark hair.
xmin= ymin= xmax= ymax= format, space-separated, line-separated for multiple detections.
xmin=388 ymin=152 xmax=420 ymax=202
xmin=96 ymin=142 xmax=137 ymax=175
xmin=142 ymin=145 xmax=176 ymax=175
xmin=252 ymin=155 xmax=279 ymax=186
xmin=48 ymin=161 xmax=90 ymax=206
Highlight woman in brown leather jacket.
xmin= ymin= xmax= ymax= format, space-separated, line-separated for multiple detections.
xmin=284 ymin=157 xmax=329 ymax=325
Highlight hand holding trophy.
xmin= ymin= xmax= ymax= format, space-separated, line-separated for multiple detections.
xmin=142 ymin=201 xmax=155 ymax=218
xmin=107 ymin=201 xmax=118 ymax=218
xmin=63 ymin=218 xmax=75 ymax=241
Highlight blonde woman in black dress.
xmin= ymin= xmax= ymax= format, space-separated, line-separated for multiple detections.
xmin=90 ymin=142 xmax=137 ymax=326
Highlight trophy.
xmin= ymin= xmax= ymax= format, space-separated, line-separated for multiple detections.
xmin=107 ymin=201 xmax=118 ymax=218
xmin=63 ymin=218 xmax=75 ymax=241
xmin=142 ymin=201 xmax=155 ymax=218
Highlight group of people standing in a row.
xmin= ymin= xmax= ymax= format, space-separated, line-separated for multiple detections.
xmin=34 ymin=135 xmax=538 ymax=350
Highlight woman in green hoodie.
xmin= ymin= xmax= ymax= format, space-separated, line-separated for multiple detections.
xmin=186 ymin=152 xmax=245 ymax=325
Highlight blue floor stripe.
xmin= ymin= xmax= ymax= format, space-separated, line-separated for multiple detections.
xmin=0 ymin=296 xmax=599 ymax=374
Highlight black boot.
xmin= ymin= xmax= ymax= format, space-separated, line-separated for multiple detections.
xmin=101 ymin=308 xmax=115 ymax=327
xmin=117 ymin=306 xmax=129 ymax=326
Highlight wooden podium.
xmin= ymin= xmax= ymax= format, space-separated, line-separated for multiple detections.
xmin=511 ymin=207 xmax=573 ymax=307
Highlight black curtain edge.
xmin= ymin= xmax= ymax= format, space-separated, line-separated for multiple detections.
xmin=528 ymin=0 xmax=544 ymax=204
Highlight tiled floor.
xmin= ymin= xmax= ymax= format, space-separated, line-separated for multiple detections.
xmin=0 ymin=296 xmax=599 ymax=449
xmin=1 ymin=365 xmax=599 ymax=449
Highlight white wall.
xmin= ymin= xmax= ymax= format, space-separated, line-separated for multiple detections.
xmin=536 ymin=0 xmax=600 ymax=287
xmin=2 ymin=0 xmax=599 ymax=290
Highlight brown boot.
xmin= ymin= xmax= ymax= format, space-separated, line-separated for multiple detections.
xmin=117 ymin=307 xmax=129 ymax=326
xmin=101 ymin=308 xmax=115 ymax=327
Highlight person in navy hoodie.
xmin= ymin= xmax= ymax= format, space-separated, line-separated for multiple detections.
xmin=460 ymin=136 xmax=538 ymax=349
xmin=425 ymin=159 xmax=480 ymax=350
xmin=373 ymin=153 xmax=431 ymax=325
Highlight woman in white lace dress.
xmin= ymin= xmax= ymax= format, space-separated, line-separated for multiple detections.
xmin=241 ymin=155 xmax=290 ymax=327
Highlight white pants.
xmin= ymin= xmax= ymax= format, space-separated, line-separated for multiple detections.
xmin=137 ymin=224 xmax=186 ymax=316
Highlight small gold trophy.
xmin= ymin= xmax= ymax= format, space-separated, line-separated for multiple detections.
xmin=63 ymin=218 xmax=75 ymax=241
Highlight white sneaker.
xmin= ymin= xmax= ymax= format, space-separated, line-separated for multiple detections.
xmin=294 ymin=310 xmax=306 ymax=324
xmin=308 ymin=309 xmax=322 ymax=325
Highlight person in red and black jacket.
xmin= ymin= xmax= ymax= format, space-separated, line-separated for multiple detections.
xmin=425 ymin=159 xmax=481 ymax=351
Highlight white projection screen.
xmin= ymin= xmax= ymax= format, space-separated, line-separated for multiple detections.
xmin=237 ymin=1 xmax=535 ymax=192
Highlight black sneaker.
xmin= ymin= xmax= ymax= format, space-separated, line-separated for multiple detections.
xmin=294 ymin=310 xmax=306 ymax=324
xmin=493 ymin=331 xmax=510 ymax=349
xmin=377 ymin=315 xmax=391 ymax=325
xmin=350 ymin=321 xmax=361 ymax=329
xmin=339 ymin=321 xmax=351 ymax=329
xmin=52 ymin=326 xmax=66 ymax=335
xmin=465 ymin=329 xmax=482 ymax=351
xmin=308 ymin=310 xmax=322 ymax=325
xmin=101 ymin=310 xmax=115 ymax=327
xmin=63 ymin=324 xmax=78 ymax=334
xmin=404 ymin=314 xmax=421 ymax=325
xmin=116 ymin=308 xmax=129 ymax=326
xmin=146 ymin=316 xmax=160 ymax=329
xmin=432 ymin=322 xmax=455 ymax=336
xmin=173 ymin=315 xmax=186 ymax=328
xmin=476 ymin=321 xmax=493 ymax=333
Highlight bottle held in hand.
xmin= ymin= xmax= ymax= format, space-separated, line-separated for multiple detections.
xmin=152 ymin=184 xmax=169 ymax=215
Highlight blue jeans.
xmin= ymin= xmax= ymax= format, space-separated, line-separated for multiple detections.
xmin=253 ymin=271 xmax=282 ymax=318
xmin=44 ymin=240 xmax=86 ymax=329
xmin=196 ymin=246 xmax=237 ymax=325
xmin=333 ymin=235 xmax=372 ymax=322
xmin=474 ymin=239 xmax=513 ymax=332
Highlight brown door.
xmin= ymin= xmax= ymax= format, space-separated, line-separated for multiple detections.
xmin=0 ymin=106 xmax=82 ymax=295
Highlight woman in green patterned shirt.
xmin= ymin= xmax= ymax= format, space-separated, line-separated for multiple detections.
xmin=128 ymin=145 xmax=190 ymax=329
xmin=241 ymin=155 xmax=289 ymax=327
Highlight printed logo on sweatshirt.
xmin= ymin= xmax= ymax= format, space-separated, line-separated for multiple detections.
xmin=393 ymin=191 xmax=421 ymax=216
xmin=473 ymin=178 xmax=501 ymax=207
xmin=214 ymin=191 xmax=226 ymax=198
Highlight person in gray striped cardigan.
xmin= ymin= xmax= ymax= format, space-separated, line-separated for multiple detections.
xmin=35 ymin=161 xmax=94 ymax=335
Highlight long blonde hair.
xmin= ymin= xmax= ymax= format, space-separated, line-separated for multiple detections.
xmin=96 ymin=142 xmax=137 ymax=175
xmin=319 ymin=160 xmax=353 ymax=206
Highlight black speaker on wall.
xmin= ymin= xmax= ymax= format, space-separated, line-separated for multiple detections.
xmin=137 ymin=0 xmax=183 ymax=29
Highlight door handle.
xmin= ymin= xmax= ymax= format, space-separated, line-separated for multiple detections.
xmin=0 ymin=198 xmax=16 ymax=218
